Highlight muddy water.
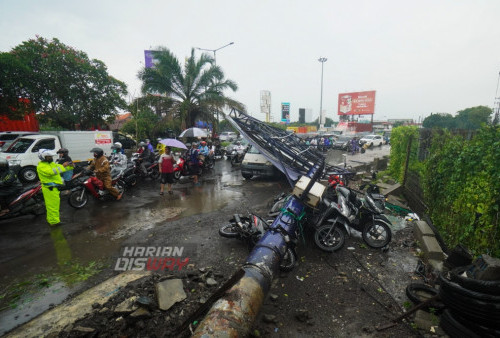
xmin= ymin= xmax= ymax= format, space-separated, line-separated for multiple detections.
xmin=0 ymin=160 xmax=244 ymax=334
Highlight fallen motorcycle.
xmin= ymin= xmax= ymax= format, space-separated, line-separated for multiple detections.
xmin=219 ymin=213 xmax=297 ymax=271
xmin=0 ymin=182 xmax=45 ymax=220
xmin=67 ymin=170 xmax=125 ymax=209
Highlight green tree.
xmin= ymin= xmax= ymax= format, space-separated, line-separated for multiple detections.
xmin=0 ymin=53 xmax=33 ymax=118
xmin=454 ymin=106 xmax=492 ymax=130
xmin=138 ymin=48 xmax=243 ymax=131
xmin=0 ymin=36 xmax=127 ymax=129
xmin=422 ymin=113 xmax=456 ymax=129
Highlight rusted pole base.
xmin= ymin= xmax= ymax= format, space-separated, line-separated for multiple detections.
xmin=192 ymin=267 xmax=268 ymax=337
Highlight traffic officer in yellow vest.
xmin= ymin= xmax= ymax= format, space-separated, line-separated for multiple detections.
xmin=36 ymin=149 xmax=71 ymax=226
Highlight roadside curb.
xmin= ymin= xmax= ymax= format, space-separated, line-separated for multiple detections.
xmin=5 ymin=271 xmax=150 ymax=338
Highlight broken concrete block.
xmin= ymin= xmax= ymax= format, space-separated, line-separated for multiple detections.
xmin=420 ymin=236 xmax=444 ymax=261
xmin=414 ymin=221 xmax=434 ymax=244
xmin=472 ymin=255 xmax=500 ymax=281
xmin=156 ymin=279 xmax=186 ymax=311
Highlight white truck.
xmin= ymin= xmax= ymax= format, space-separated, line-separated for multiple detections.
xmin=0 ymin=131 xmax=113 ymax=183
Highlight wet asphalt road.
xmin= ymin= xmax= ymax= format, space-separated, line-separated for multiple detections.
xmin=0 ymin=145 xmax=391 ymax=334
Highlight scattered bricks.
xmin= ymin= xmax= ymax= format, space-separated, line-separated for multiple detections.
xmin=420 ymin=236 xmax=444 ymax=261
xmin=414 ymin=221 xmax=434 ymax=245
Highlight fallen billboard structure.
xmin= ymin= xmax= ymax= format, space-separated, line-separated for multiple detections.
xmin=225 ymin=108 xmax=353 ymax=184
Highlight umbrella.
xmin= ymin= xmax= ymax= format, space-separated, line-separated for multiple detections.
xmin=159 ymin=138 xmax=187 ymax=149
xmin=179 ymin=127 xmax=208 ymax=138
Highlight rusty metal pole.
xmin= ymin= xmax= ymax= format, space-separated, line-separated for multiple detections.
xmin=193 ymin=163 xmax=323 ymax=337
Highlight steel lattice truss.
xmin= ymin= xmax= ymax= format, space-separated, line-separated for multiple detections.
xmin=225 ymin=108 xmax=354 ymax=186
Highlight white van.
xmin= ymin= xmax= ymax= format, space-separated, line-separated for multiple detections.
xmin=241 ymin=146 xmax=278 ymax=179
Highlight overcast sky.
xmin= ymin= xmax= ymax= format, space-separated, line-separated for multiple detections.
xmin=1 ymin=0 xmax=499 ymax=123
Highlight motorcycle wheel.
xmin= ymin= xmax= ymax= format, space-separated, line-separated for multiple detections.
xmin=173 ymin=171 xmax=181 ymax=180
xmin=208 ymin=161 xmax=215 ymax=169
xmin=68 ymin=189 xmax=88 ymax=209
xmin=219 ymin=223 xmax=240 ymax=238
xmin=279 ymin=248 xmax=297 ymax=272
xmin=362 ymin=221 xmax=392 ymax=248
xmin=314 ymin=224 xmax=345 ymax=252
xmin=230 ymin=156 xmax=237 ymax=166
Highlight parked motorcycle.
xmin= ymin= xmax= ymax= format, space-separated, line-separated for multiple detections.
xmin=0 ymin=183 xmax=45 ymax=220
xmin=67 ymin=170 xmax=125 ymax=209
xmin=314 ymin=184 xmax=392 ymax=250
xmin=219 ymin=213 xmax=297 ymax=271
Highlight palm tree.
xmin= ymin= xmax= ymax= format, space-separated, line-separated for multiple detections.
xmin=138 ymin=48 xmax=244 ymax=131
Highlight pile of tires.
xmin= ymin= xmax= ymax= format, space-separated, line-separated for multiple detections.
xmin=439 ymin=266 xmax=500 ymax=337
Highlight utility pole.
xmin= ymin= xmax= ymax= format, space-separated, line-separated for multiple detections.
xmin=318 ymin=57 xmax=327 ymax=130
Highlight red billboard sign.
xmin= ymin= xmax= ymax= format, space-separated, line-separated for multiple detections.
xmin=337 ymin=90 xmax=376 ymax=115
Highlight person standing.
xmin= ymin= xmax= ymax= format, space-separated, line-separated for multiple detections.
xmin=159 ymin=146 xmax=176 ymax=195
xmin=0 ymin=159 xmax=23 ymax=216
xmin=37 ymin=149 xmax=72 ymax=226
xmin=88 ymin=147 xmax=123 ymax=200
xmin=188 ymin=142 xmax=200 ymax=186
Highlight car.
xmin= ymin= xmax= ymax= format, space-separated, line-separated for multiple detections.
xmin=219 ymin=131 xmax=237 ymax=142
xmin=331 ymin=136 xmax=354 ymax=150
xmin=359 ymin=134 xmax=383 ymax=147
xmin=0 ymin=131 xmax=38 ymax=151
xmin=241 ymin=145 xmax=279 ymax=179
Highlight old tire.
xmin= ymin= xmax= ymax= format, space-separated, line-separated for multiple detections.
xmin=362 ymin=221 xmax=392 ymax=248
xmin=19 ymin=166 xmax=38 ymax=183
xmin=314 ymin=224 xmax=345 ymax=252
xmin=219 ymin=224 xmax=239 ymax=238
xmin=450 ymin=266 xmax=500 ymax=295
xmin=68 ymin=189 xmax=88 ymax=209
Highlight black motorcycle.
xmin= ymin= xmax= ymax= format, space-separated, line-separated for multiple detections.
xmin=219 ymin=213 xmax=297 ymax=271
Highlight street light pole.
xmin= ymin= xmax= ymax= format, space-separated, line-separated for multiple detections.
xmin=195 ymin=42 xmax=235 ymax=135
xmin=196 ymin=42 xmax=234 ymax=67
xmin=318 ymin=57 xmax=327 ymax=130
